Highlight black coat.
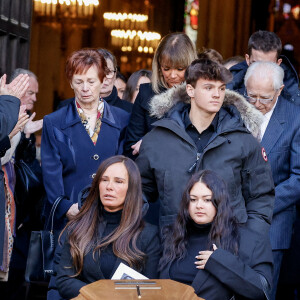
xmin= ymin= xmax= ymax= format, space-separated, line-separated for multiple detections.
xmin=227 ymin=56 xmax=300 ymax=105
xmin=0 ymin=136 xmax=11 ymax=157
xmin=124 ymin=83 xmax=166 ymax=157
xmin=104 ymin=85 xmax=133 ymax=113
xmin=9 ymin=132 xmax=45 ymax=272
xmin=14 ymin=132 xmax=44 ymax=230
xmin=136 ymin=87 xmax=274 ymax=234
xmin=56 ymin=222 xmax=161 ymax=299
xmin=160 ymin=226 xmax=273 ymax=300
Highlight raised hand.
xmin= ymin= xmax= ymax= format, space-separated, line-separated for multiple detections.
xmin=24 ymin=112 xmax=43 ymax=138
xmin=0 ymin=74 xmax=29 ymax=99
xmin=8 ymin=105 xmax=29 ymax=139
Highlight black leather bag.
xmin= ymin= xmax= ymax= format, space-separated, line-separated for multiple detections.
xmin=14 ymin=159 xmax=45 ymax=230
xmin=25 ymin=196 xmax=63 ymax=282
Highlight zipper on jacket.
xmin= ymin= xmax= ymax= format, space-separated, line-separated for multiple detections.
xmin=188 ymin=153 xmax=201 ymax=173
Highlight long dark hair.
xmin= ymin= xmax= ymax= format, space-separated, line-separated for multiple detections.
xmin=159 ymin=170 xmax=239 ymax=269
xmin=62 ymin=155 xmax=145 ymax=276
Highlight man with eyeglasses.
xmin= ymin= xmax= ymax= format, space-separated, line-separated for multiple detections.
xmin=244 ymin=61 xmax=300 ymax=300
xmin=227 ymin=30 xmax=300 ymax=105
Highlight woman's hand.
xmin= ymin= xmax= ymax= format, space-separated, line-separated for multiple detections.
xmin=24 ymin=112 xmax=43 ymax=138
xmin=8 ymin=105 xmax=29 ymax=139
xmin=195 ymin=244 xmax=218 ymax=269
xmin=131 ymin=139 xmax=142 ymax=155
xmin=66 ymin=203 xmax=80 ymax=220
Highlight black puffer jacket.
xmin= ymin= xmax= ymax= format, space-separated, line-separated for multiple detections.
xmin=136 ymin=84 xmax=275 ymax=234
xmin=227 ymin=56 xmax=300 ymax=105
xmin=124 ymin=83 xmax=166 ymax=158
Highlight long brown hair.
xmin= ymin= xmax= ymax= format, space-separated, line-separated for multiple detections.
xmin=62 ymin=155 xmax=145 ymax=276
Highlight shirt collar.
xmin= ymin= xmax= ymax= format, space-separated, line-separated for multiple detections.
xmin=264 ymin=97 xmax=278 ymax=121
xmin=182 ymin=106 xmax=219 ymax=132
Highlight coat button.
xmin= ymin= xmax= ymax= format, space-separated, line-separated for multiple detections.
xmin=92 ymin=154 xmax=99 ymax=160
xmin=92 ymin=173 xmax=96 ymax=178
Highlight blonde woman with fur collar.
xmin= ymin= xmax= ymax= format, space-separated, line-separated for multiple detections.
xmin=124 ymin=32 xmax=197 ymax=158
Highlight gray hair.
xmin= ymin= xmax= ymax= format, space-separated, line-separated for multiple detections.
xmin=244 ymin=61 xmax=284 ymax=90
xmin=10 ymin=68 xmax=37 ymax=83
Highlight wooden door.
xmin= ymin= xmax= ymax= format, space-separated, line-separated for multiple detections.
xmin=0 ymin=0 xmax=32 ymax=77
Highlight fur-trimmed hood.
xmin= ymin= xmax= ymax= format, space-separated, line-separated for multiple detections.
xmin=149 ymin=83 xmax=264 ymax=138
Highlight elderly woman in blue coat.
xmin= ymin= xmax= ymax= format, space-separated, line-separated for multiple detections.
xmin=41 ymin=49 xmax=130 ymax=230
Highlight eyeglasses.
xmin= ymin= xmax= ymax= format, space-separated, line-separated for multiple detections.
xmin=244 ymin=90 xmax=278 ymax=105
xmin=106 ymin=68 xmax=117 ymax=79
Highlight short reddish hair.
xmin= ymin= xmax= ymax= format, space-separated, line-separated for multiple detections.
xmin=65 ymin=48 xmax=107 ymax=82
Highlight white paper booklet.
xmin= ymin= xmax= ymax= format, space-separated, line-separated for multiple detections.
xmin=111 ymin=262 xmax=149 ymax=280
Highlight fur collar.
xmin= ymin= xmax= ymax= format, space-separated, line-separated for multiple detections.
xmin=149 ymin=83 xmax=264 ymax=138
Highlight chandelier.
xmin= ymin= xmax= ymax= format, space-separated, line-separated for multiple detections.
xmin=34 ymin=0 xmax=99 ymax=19
xmin=104 ymin=11 xmax=161 ymax=53
xmin=103 ymin=12 xmax=148 ymax=31
xmin=111 ymin=29 xmax=161 ymax=53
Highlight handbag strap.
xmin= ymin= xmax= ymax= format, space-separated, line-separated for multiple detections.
xmin=259 ymin=274 xmax=271 ymax=300
xmin=45 ymin=196 xmax=64 ymax=231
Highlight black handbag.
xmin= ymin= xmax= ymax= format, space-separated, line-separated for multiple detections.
xmin=14 ymin=159 xmax=42 ymax=193
xmin=14 ymin=159 xmax=45 ymax=230
xmin=25 ymin=196 xmax=63 ymax=282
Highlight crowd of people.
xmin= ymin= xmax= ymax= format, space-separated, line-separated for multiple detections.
xmin=0 ymin=29 xmax=299 ymax=300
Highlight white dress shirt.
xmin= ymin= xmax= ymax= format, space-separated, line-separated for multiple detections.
xmin=259 ymin=98 xmax=278 ymax=140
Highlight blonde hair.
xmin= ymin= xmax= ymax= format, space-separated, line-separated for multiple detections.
xmin=152 ymin=32 xmax=197 ymax=93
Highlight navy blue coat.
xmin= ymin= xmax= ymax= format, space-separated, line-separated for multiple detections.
xmin=227 ymin=56 xmax=300 ymax=105
xmin=124 ymin=83 xmax=166 ymax=158
xmin=0 ymin=95 xmax=20 ymax=269
xmin=41 ymin=100 xmax=130 ymax=228
xmin=261 ymin=96 xmax=300 ymax=250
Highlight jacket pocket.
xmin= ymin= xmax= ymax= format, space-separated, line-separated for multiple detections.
xmin=162 ymin=170 xmax=187 ymax=214
xmin=241 ymin=165 xmax=274 ymax=199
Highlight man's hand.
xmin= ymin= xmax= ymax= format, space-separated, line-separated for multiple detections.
xmin=66 ymin=203 xmax=80 ymax=220
xmin=24 ymin=112 xmax=43 ymax=138
xmin=8 ymin=105 xmax=29 ymax=139
xmin=0 ymin=74 xmax=29 ymax=98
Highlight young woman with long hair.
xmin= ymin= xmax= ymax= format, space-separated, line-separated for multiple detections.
xmin=160 ymin=170 xmax=273 ymax=300
xmin=56 ymin=155 xmax=160 ymax=299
